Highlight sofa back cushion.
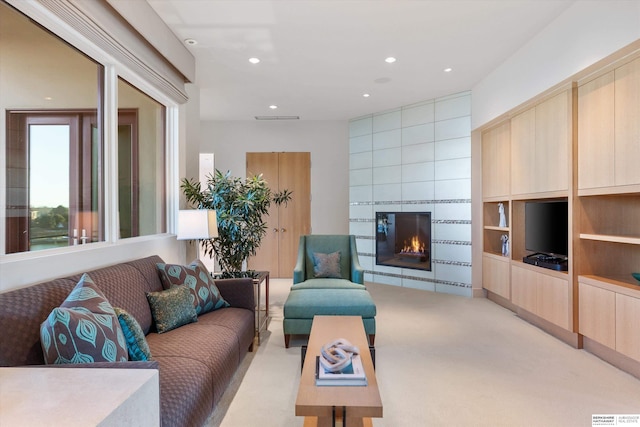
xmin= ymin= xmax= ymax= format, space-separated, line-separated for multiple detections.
xmin=0 ymin=255 xmax=164 ymax=367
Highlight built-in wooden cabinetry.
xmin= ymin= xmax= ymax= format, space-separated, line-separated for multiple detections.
xmin=511 ymin=90 xmax=571 ymax=196
xmin=578 ymin=56 xmax=640 ymax=193
xmin=480 ymin=44 xmax=640 ymax=376
xmin=482 ymin=85 xmax=575 ymax=344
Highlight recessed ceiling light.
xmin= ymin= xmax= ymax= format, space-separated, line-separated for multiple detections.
xmin=44 ymin=96 xmax=53 ymax=101
xmin=269 ymin=105 xmax=278 ymax=109
xmin=444 ymin=67 xmax=453 ymax=73
xmin=249 ymin=57 xmax=260 ymax=64
xmin=363 ymin=93 xmax=370 ymax=98
xmin=385 ymin=57 xmax=396 ymax=63
xmin=184 ymin=38 xmax=198 ymax=46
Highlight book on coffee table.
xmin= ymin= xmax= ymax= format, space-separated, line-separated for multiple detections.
xmin=315 ymin=355 xmax=368 ymax=386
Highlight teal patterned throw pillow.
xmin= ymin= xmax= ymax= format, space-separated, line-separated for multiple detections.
xmin=114 ymin=307 xmax=152 ymax=361
xmin=40 ymin=273 xmax=128 ymax=364
xmin=313 ymin=251 xmax=342 ymax=278
xmin=146 ymin=286 xmax=197 ymax=333
xmin=156 ymin=259 xmax=229 ymax=315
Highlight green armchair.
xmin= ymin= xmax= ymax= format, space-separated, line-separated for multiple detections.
xmin=292 ymin=234 xmax=365 ymax=288
xmin=284 ymin=234 xmax=376 ymax=347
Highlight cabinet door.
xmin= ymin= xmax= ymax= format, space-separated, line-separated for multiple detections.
xmin=277 ymin=152 xmax=311 ymax=276
xmin=246 ymin=152 xmax=280 ymax=273
xmin=614 ymin=57 xmax=640 ymax=187
xmin=578 ymin=72 xmax=615 ymax=190
xmin=482 ymin=121 xmax=510 ymax=199
xmin=511 ymin=265 xmax=536 ymax=313
xmin=535 ymin=92 xmax=570 ymax=193
xmin=482 ymin=255 xmax=510 ymax=299
xmin=246 ymin=152 xmax=311 ymax=277
xmin=578 ymin=282 xmax=615 ymax=349
xmin=510 ymin=108 xmax=536 ymax=195
xmin=616 ymin=293 xmax=640 ymax=362
xmin=537 ymin=274 xmax=570 ymax=330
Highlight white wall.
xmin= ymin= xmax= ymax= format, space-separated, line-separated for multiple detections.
xmin=349 ymin=92 xmax=472 ymax=297
xmin=472 ymin=0 xmax=640 ymax=129
xmin=199 ymin=120 xmax=350 ymax=235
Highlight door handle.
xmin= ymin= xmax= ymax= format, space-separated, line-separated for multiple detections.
xmin=281 ymin=228 xmax=286 ymax=233
xmin=273 ymin=228 xmax=279 ymax=233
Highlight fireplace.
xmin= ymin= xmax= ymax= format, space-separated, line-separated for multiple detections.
xmin=375 ymin=211 xmax=432 ymax=271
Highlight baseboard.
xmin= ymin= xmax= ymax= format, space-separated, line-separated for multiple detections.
xmin=583 ymin=337 xmax=640 ymax=381
xmin=516 ymin=308 xmax=580 ymax=349
xmin=485 ymin=290 xmax=518 ymax=312
xmin=472 ymin=288 xmax=487 ymax=298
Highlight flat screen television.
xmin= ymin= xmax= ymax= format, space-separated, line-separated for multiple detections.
xmin=525 ymin=200 xmax=568 ymax=258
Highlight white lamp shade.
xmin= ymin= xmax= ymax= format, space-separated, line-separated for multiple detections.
xmin=177 ymin=210 xmax=218 ymax=240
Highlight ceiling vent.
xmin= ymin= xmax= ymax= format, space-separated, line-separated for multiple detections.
xmin=255 ymin=116 xmax=300 ymax=120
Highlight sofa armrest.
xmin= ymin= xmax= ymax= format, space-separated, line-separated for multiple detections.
xmin=214 ymin=278 xmax=255 ymax=312
xmin=40 ymin=360 xmax=159 ymax=370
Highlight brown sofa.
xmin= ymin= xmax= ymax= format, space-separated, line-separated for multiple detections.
xmin=0 ymin=255 xmax=255 ymax=427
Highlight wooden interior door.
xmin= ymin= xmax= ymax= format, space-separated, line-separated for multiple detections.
xmin=246 ymin=152 xmax=311 ymax=277
xmin=246 ymin=152 xmax=280 ymax=275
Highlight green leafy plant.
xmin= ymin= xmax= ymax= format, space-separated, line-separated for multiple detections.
xmin=181 ymin=169 xmax=292 ymax=276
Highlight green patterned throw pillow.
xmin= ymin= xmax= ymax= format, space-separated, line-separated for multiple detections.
xmin=146 ymin=286 xmax=197 ymax=333
xmin=313 ymin=251 xmax=342 ymax=278
xmin=40 ymin=273 xmax=128 ymax=364
xmin=114 ymin=307 xmax=152 ymax=361
xmin=156 ymin=259 xmax=229 ymax=315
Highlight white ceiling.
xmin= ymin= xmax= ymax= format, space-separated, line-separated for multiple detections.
xmin=147 ymin=0 xmax=575 ymax=121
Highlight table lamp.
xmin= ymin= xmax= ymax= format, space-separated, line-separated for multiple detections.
xmin=176 ymin=210 xmax=218 ymax=263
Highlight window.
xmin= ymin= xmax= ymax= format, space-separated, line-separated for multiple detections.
xmin=2 ymin=2 xmax=167 ymax=255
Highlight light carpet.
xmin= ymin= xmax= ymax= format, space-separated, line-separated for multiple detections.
xmin=206 ymin=279 xmax=640 ymax=427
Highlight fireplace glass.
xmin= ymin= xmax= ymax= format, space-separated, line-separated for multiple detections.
xmin=375 ymin=211 xmax=432 ymax=271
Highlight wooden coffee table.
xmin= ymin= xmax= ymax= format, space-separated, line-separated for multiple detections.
xmin=295 ymin=315 xmax=383 ymax=427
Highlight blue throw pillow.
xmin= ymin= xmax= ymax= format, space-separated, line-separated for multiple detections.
xmin=114 ymin=307 xmax=152 ymax=361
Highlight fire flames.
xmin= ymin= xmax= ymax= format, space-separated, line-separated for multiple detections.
xmin=401 ymin=235 xmax=425 ymax=254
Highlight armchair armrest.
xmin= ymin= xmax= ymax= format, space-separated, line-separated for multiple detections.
xmin=214 ymin=278 xmax=255 ymax=312
xmin=293 ymin=236 xmax=306 ymax=284
xmin=349 ymin=236 xmax=365 ymax=285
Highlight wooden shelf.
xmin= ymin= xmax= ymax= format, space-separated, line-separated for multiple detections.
xmin=579 ymin=275 xmax=640 ymax=297
xmin=484 ymin=226 xmax=509 ymax=232
xmin=483 ymin=251 xmax=510 ymax=262
xmin=580 ymin=233 xmax=640 ymax=245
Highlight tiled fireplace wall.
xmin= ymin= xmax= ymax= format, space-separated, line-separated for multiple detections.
xmin=349 ymin=91 xmax=472 ymax=296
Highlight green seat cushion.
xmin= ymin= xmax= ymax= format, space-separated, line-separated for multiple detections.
xmin=283 ymin=289 xmax=376 ymax=319
xmin=291 ymin=279 xmax=366 ymax=290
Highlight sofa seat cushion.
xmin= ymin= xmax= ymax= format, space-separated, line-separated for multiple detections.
xmin=152 ymin=356 xmax=214 ymax=427
xmin=283 ymin=289 xmax=377 ymax=319
xmin=145 ymin=312 xmax=250 ymax=403
xmin=291 ymin=279 xmax=366 ymax=290
xmin=195 ymin=308 xmax=255 ymax=352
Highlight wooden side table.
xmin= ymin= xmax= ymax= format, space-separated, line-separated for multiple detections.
xmin=253 ymin=271 xmax=270 ymax=345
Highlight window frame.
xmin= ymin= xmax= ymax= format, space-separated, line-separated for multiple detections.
xmin=1 ymin=1 xmax=180 ymax=265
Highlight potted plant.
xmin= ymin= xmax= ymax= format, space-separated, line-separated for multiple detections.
xmin=181 ymin=169 xmax=291 ymax=277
